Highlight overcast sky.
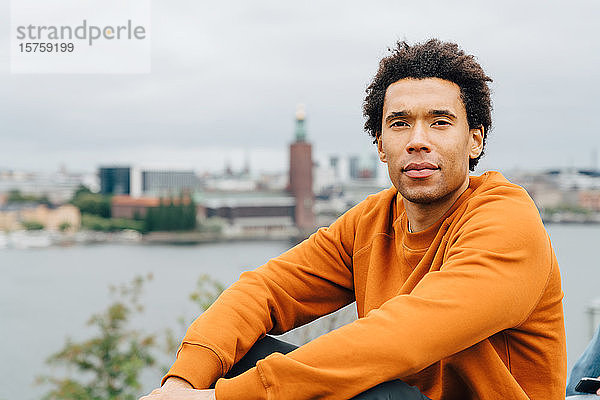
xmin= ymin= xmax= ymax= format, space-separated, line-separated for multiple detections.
xmin=1 ymin=0 xmax=599 ymax=176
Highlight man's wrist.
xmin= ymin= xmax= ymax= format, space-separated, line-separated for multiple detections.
xmin=163 ymin=376 xmax=194 ymax=389
xmin=163 ymin=343 xmax=223 ymax=388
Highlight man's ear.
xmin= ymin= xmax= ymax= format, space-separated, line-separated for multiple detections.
xmin=377 ymin=134 xmax=387 ymax=163
xmin=468 ymin=126 xmax=484 ymax=159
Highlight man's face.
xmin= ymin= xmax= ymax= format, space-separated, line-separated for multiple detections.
xmin=377 ymin=78 xmax=484 ymax=206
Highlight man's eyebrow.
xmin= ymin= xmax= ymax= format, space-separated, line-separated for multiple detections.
xmin=384 ymin=111 xmax=410 ymax=124
xmin=429 ymin=109 xmax=457 ymax=119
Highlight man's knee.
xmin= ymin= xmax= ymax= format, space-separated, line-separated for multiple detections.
xmin=223 ymin=336 xmax=298 ymax=380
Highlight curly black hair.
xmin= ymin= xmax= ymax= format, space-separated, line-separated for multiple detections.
xmin=363 ymin=39 xmax=493 ymax=171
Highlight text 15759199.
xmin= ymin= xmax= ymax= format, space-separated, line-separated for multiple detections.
xmin=18 ymin=42 xmax=74 ymax=52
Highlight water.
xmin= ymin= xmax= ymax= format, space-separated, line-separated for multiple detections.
xmin=547 ymin=225 xmax=600 ymax=372
xmin=1 ymin=225 xmax=599 ymax=399
xmin=0 ymin=241 xmax=292 ymax=400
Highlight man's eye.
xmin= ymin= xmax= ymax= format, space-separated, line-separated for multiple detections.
xmin=432 ymin=120 xmax=450 ymax=126
xmin=390 ymin=121 xmax=408 ymax=127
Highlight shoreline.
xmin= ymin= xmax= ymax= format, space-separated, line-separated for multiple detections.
xmin=1 ymin=219 xmax=599 ymax=249
xmin=0 ymin=229 xmax=305 ymax=249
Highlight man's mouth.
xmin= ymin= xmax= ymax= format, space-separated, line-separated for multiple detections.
xmin=402 ymin=162 xmax=439 ymax=178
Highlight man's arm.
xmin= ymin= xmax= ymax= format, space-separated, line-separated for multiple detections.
xmin=162 ymin=199 xmax=364 ymax=389
xmin=212 ymin=195 xmax=561 ymax=399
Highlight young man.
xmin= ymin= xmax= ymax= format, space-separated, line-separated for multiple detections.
xmin=142 ymin=39 xmax=566 ymax=400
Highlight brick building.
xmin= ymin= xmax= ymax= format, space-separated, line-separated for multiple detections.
xmin=288 ymin=104 xmax=315 ymax=233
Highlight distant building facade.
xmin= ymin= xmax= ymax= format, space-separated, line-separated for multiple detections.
xmin=0 ymin=168 xmax=91 ymax=204
xmin=202 ymin=193 xmax=296 ymax=237
xmin=99 ymin=167 xmax=131 ymax=195
xmin=580 ymin=191 xmax=600 ymax=212
xmin=509 ymin=168 xmax=600 ymax=224
xmin=142 ymin=170 xmax=201 ymax=196
xmin=111 ymin=195 xmax=160 ymax=219
xmin=99 ymin=166 xmax=204 ymax=198
xmin=111 ymin=195 xmax=197 ymax=220
xmin=349 ymin=154 xmax=379 ymax=180
xmin=0 ymin=204 xmax=81 ymax=232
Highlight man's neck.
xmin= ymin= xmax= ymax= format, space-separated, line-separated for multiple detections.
xmin=404 ymin=180 xmax=470 ymax=233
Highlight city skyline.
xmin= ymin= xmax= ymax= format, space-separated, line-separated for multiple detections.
xmin=0 ymin=144 xmax=597 ymax=178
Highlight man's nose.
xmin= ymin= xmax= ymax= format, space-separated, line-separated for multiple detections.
xmin=405 ymin=123 xmax=431 ymax=153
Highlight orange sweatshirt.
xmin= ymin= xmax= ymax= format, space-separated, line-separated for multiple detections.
xmin=164 ymin=171 xmax=567 ymax=400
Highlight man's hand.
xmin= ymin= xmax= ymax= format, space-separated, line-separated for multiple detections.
xmin=139 ymin=388 xmax=215 ymax=400
xmin=139 ymin=377 xmax=216 ymax=400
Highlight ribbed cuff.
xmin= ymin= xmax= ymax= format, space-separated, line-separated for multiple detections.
xmin=162 ymin=342 xmax=224 ymax=389
xmin=215 ymin=366 xmax=268 ymax=400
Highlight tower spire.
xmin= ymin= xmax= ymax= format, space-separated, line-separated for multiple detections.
xmin=294 ymin=103 xmax=307 ymax=142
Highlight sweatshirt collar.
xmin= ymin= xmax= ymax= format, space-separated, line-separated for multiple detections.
xmin=393 ymin=174 xmax=482 ymax=250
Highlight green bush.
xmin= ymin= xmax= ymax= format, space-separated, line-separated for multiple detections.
xmin=39 ymin=274 xmax=227 ymax=399
xmin=38 ymin=275 xmax=156 ymax=400
xmin=197 ymin=217 xmax=225 ymax=234
xmin=72 ymin=194 xmax=112 ymax=219
xmin=58 ymin=222 xmax=71 ymax=232
xmin=22 ymin=220 xmax=45 ymax=230
xmin=144 ymin=196 xmax=197 ymax=232
xmin=7 ymin=190 xmax=51 ymax=205
xmin=542 ymin=204 xmax=591 ymax=216
xmin=81 ymin=214 xmax=145 ymax=233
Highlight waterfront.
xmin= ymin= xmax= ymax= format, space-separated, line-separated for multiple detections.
xmin=1 ymin=224 xmax=599 ymax=400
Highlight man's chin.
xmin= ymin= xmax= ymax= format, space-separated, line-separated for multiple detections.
xmin=401 ymin=193 xmax=441 ymax=205
xmin=397 ymin=185 xmax=444 ymax=205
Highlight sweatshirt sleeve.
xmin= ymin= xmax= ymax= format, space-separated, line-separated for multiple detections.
xmin=213 ymin=189 xmax=558 ymax=399
xmin=162 ymin=200 xmax=361 ymax=389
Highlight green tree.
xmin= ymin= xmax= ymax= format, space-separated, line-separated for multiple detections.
xmin=144 ymin=207 xmax=156 ymax=232
xmin=7 ymin=190 xmax=51 ymax=205
xmin=74 ymin=185 xmax=93 ymax=198
xmin=166 ymin=200 xmax=176 ymax=231
xmin=7 ymin=189 xmax=25 ymax=202
xmin=39 ymin=275 xmax=156 ymax=400
xmin=132 ymin=210 xmax=143 ymax=221
xmin=71 ymin=193 xmax=111 ymax=218
xmin=156 ymin=199 xmax=168 ymax=231
xmin=143 ymin=195 xmax=197 ymax=232
xmin=184 ymin=196 xmax=197 ymax=230
xmin=175 ymin=195 xmax=185 ymax=230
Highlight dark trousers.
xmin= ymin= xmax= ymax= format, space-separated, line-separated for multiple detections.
xmin=220 ymin=335 xmax=431 ymax=400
